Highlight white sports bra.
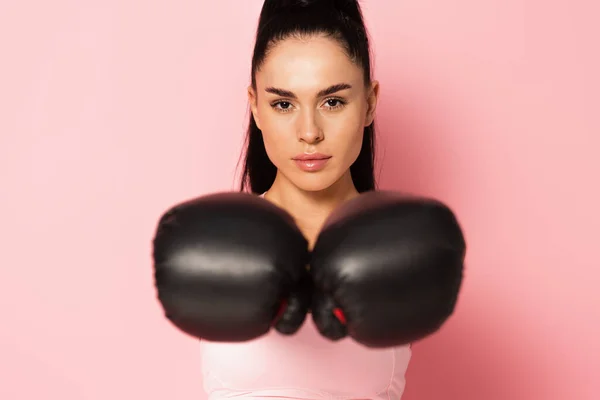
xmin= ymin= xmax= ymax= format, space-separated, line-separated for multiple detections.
xmin=200 ymin=320 xmax=411 ymax=400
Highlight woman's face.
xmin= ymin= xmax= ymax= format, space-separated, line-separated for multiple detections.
xmin=249 ymin=35 xmax=379 ymax=193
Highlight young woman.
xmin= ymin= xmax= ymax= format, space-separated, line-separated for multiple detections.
xmin=152 ymin=1 xmax=465 ymax=399
xmin=199 ymin=1 xmax=411 ymax=399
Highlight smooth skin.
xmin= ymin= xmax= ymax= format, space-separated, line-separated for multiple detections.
xmin=248 ymin=34 xmax=380 ymax=248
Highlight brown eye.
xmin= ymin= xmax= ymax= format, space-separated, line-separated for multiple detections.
xmin=323 ymin=98 xmax=346 ymax=110
xmin=272 ymin=101 xmax=293 ymax=112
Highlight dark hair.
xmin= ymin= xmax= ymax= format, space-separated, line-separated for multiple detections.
xmin=238 ymin=0 xmax=377 ymax=194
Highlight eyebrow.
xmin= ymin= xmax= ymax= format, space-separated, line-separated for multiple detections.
xmin=264 ymin=83 xmax=353 ymax=98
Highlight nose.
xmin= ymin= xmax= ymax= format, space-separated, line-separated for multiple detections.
xmin=297 ymin=109 xmax=324 ymax=144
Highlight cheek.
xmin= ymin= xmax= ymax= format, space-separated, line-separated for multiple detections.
xmin=331 ymin=114 xmax=364 ymax=162
xmin=257 ymin=109 xmax=290 ymax=164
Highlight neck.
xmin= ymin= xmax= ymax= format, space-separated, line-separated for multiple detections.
xmin=264 ymin=171 xmax=360 ymax=247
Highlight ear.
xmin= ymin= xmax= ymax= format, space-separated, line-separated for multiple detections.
xmin=364 ymin=80 xmax=380 ymax=127
xmin=248 ymin=85 xmax=262 ymax=130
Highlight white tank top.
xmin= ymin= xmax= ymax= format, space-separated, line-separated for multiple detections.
xmin=199 ymin=192 xmax=411 ymax=399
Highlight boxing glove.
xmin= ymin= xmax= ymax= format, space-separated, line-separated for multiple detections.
xmin=310 ymin=190 xmax=466 ymax=348
xmin=152 ymin=192 xmax=311 ymax=342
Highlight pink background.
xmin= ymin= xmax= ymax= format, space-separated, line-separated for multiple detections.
xmin=1 ymin=0 xmax=598 ymax=399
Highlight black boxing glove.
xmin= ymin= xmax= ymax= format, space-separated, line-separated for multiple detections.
xmin=152 ymin=192 xmax=311 ymax=342
xmin=310 ymin=191 xmax=466 ymax=348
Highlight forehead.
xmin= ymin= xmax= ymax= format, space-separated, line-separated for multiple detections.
xmin=256 ymin=35 xmax=363 ymax=91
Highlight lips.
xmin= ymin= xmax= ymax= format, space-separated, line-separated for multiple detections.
xmin=292 ymin=153 xmax=332 ymax=172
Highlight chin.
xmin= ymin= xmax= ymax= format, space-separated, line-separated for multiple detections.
xmin=288 ymin=170 xmax=345 ymax=193
xmin=295 ymin=181 xmax=334 ymax=192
